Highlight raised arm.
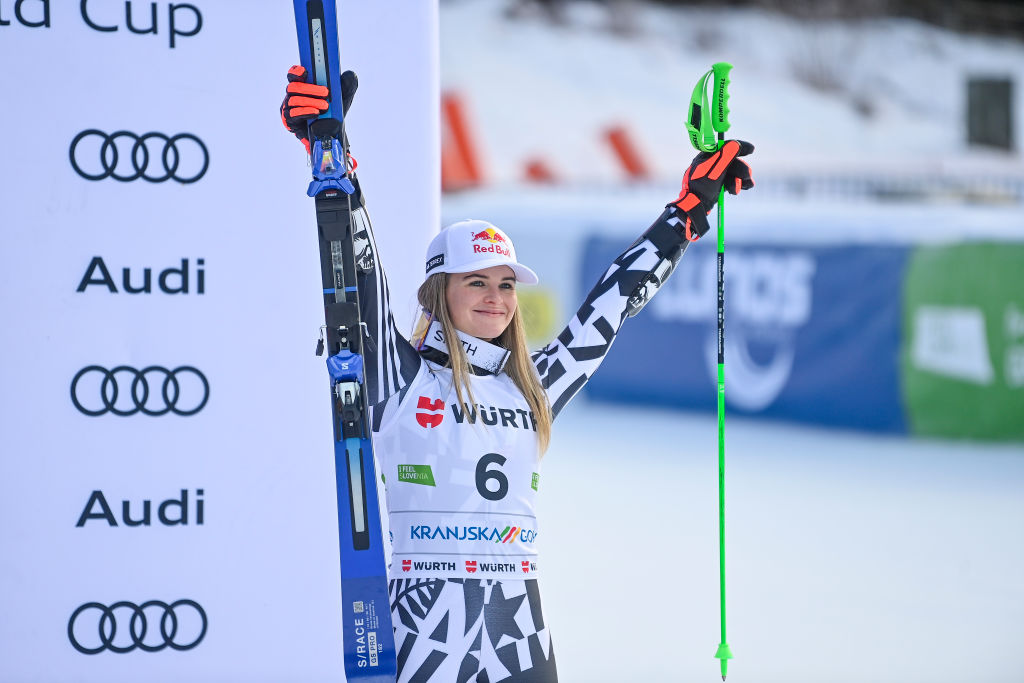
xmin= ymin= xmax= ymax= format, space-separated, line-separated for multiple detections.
xmin=348 ymin=184 xmax=422 ymax=404
xmin=282 ymin=66 xmax=421 ymax=404
xmin=534 ymin=140 xmax=755 ymax=418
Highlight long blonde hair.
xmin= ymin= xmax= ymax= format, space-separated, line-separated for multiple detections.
xmin=413 ymin=273 xmax=552 ymax=453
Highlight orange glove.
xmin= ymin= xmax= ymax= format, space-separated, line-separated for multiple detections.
xmin=280 ymin=65 xmax=358 ymax=152
xmin=670 ymin=139 xmax=754 ymax=241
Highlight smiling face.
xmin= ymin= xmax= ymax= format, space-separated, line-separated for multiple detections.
xmin=445 ymin=265 xmax=518 ymax=341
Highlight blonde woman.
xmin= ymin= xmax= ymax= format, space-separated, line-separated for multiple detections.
xmin=283 ymin=68 xmax=753 ymax=683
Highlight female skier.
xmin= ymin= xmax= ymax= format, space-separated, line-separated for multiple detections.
xmin=282 ymin=68 xmax=753 ymax=683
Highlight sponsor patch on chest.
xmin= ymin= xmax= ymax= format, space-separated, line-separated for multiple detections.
xmin=413 ymin=396 xmax=537 ymax=432
xmin=397 ymin=464 xmax=435 ymax=486
xmin=415 ymin=396 xmax=445 ymax=428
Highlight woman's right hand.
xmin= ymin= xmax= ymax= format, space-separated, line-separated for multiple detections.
xmin=279 ymin=66 xmax=358 ymax=152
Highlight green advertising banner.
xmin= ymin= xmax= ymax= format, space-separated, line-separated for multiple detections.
xmin=902 ymin=243 xmax=1024 ymax=440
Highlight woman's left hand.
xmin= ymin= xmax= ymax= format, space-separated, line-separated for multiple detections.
xmin=280 ymin=66 xmax=359 ymax=151
xmin=669 ymin=139 xmax=755 ymax=241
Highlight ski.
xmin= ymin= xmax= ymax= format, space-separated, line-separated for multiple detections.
xmin=292 ymin=1 xmax=397 ymax=680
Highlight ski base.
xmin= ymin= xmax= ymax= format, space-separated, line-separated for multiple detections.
xmin=337 ymin=574 xmax=398 ymax=680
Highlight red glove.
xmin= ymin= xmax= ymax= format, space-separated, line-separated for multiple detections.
xmin=670 ymin=139 xmax=754 ymax=241
xmin=280 ymin=65 xmax=358 ymax=153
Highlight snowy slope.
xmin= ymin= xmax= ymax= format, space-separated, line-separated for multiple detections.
xmin=440 ymin=0 xmax=1024 ymax=186
xmin=541 ymin=398 xmax=1024 ymax=682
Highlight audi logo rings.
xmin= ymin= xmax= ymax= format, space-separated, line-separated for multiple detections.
xmin=69 ymin=129 xmax=209 ymax=183
xmin=68 ymin=600 xmax=207 ymax=654
xmin=71 ymin=365 xmax=210 ymax=417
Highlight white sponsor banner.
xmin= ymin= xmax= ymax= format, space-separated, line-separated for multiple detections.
xmin=912 ymin=305 xmax=995 ymax=385
xmin=0 ymin=1 xmax=438 ymax=680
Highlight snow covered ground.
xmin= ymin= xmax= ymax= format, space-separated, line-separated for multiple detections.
xmin=540 ymin=397 xmax=1024 ymax=682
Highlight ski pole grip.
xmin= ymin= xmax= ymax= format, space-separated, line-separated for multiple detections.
xmin=711 ymin=62 xmax=732 ymax=136
xmin=686 ymin=62 xmax=733 ymax=153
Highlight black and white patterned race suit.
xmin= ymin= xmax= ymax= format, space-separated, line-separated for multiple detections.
xmin=350 ymin=177 xmax=691 ymax=682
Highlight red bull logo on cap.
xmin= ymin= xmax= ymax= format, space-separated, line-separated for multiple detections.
xmin=470 ymin=228 xmax=511 ymax=257
xmin=470 ymin=228 xmax=507 ymax=244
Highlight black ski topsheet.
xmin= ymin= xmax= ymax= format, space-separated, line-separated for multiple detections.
xmin=292 ymin=1 xmax=397 ymax=679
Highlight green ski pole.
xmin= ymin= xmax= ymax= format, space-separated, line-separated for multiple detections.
xmin=686 ymin=61 xmax=734 ymax=681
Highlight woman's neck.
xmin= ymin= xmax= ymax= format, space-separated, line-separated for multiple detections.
xmin=419 ymin=319 xmax=510 ymax=375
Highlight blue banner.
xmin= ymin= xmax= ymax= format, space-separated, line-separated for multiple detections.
xmin=581 ymin=238 xmax=911 ymax=432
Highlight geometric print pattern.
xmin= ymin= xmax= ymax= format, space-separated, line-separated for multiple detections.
xmin=346 ymin=197 xmax=693 ymax=680
xmin=352 ymin=203 xmax=424 ymax=406
xmin=389 ymin=578 xmax=557 ymax=682
xmin=349 ymin=178 xmax=691 ymax=682
xmin=532 ymin=221 xmax=678 ymax=419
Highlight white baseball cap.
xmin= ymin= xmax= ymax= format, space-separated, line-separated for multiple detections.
xmin=425 ymin=219 xmax=538 ymax=284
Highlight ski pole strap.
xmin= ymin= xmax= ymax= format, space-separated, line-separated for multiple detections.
xmin=686 ymin=61 xmax=732 ymax=153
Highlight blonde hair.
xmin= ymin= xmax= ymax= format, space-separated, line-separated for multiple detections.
xmin=413 ymin=273 xmax=552 ymax=453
